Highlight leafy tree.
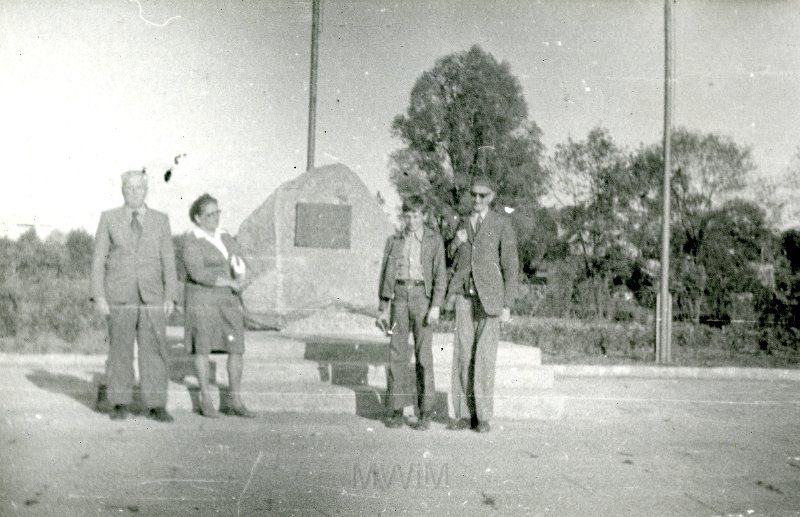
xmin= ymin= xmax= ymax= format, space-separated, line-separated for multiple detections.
xmin=65 ymin=229 xmax=94 ymax=277
xmin=767 ymin=229 xmax=800 ymax=329
xmin=693 ymin=200 xmax=773 ymax=322
xmin=390 ymin=44 xmax=546 ymax=229
xmin=511 ymin=205 xmax=565 ymax=279
xmin=547 ymin=128 xmax=635 ymax=273
xmin=629 ymin=128 xmax=756 ymax=256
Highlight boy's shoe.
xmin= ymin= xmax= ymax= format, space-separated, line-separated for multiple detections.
xmin=412 ymin=414 xmax=431 ymax=431
xmin=384 ymin=410 xmax=404 ymax=429
xmin=446 ymin=418 xmax=470 ymax=430
xmin=110 ymin=404 xmax=128 ymax=421
xmin=474 ymin=421 xmax=491 ymax=433
xmin=147 ymin=407 xmax=174 ymax=423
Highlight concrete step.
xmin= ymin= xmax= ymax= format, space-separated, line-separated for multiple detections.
xmin=282 ymin=332 xmax=543 ymax=366
xmin=164 ymin=379 xmax=563 ymax=421
xmin=166 ymin=379 xmax=359 ymax=415
xmin=159 ymin=327 xmax=561 ymax=420
xmin=174 ymin=327 xmax=545 ymax=366
xmin=169 ymin=328 xmax=549 ymax=388
xmin=327 ymin=363 xmax=554 ymax=390
xmin=171 ymin=355 xmax=553 ymax=394
xmin=11 ymin=362 xmax=563 ymax=421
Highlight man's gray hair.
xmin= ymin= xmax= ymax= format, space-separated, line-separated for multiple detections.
xmin=121 ymin=169 xmax=147 ymax=186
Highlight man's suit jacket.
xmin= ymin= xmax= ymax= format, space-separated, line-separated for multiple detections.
xmin=378 ymin=227 xmax=447 ymax=311
xmin=447 ymin=209 xmax=518 ymax=316
xmin=91 ymin=206 xmax=178 ymax=305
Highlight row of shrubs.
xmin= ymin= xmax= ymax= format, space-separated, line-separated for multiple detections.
xmin=0 ymin=229 xmax=102 ymax=347
xmin=0 ymin=275 xmax=105 ymax=349
xmin=2 ymin=227 xmax=797 ymax=367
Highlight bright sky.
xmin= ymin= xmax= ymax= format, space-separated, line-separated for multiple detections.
xmin=1 ymin=0 xmax=798 ymax=238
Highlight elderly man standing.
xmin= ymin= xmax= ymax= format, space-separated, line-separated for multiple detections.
xmin=91 ymin=170 xmax=178 ymax=422
xmin=446 ymin=177 xmax=518 ymax=433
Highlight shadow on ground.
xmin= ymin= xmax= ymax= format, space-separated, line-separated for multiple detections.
xmin=24 ymin=343 xmax=223 ymax=416
xmin=25 ymin=369 xmax=105 ymax=412
xmin=301 ymin=338 xmax=450 ymax=423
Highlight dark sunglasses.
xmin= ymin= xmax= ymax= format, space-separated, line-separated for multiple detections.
xmin=470 ymin=191 xmax=490 ymax=199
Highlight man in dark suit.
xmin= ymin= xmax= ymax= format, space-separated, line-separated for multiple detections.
xmin=446 ymin=177 xmax=518 ymax=433
xmin=376 ymin=195 xmax=447 ymax=430
xmin=91 ymin=169 xmax=178 ymax=422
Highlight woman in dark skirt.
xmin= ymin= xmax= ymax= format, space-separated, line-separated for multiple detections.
xmin=183 ymin=193 xmax=253 ymax=418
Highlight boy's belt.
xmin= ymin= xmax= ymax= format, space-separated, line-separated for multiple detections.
xmin=396 ymin=279 xmax=425 ymax=287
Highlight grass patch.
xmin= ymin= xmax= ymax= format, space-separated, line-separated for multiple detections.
xmin=433 ymin=314 xmax=800 ymax=368
xmin=0 ymin=328 xmax=107 ymax=355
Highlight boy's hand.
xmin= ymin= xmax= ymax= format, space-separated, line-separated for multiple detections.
xmin=426 ymin=306 xmax=440 ymax=325
xmin=375 ymin=308 xmax=391 ymax=334
xmin=454 ymin=229 xmax=468 ymax=244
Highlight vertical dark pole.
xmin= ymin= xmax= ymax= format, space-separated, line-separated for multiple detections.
xmin=658 ymin=0 xmax=674 ymax=363
xmin=306 ymin=0 xmax=321 ymax=171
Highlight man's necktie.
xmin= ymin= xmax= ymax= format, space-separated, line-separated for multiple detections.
xmin=475 ymin=214 xmax=483 ymax=235
xmin=131 ymin=211 xmax=143 ymax=238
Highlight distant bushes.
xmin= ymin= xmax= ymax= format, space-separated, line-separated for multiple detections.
xmin=0 ymin=229 xmax=102 ymax=346
xmin=499 ymin=317 xmax=797 ymax=367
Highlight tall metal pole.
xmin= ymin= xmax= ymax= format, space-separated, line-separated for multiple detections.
xmin=306 ymin=0 xmax=321 ymax=171
xmin=658 ymin=0 xmax=675 ymax=363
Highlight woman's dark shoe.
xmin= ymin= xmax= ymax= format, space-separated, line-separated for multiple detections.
xmin=221 ymin=404 xmax=256 ymax=418
xmin=474 ymin=421 xmax=491 ymax=433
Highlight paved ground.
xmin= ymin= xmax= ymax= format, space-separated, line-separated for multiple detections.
xmin=1 ymin=364 xmax=799 ymax=516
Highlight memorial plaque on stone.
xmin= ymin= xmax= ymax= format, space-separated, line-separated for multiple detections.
xmin=294 ymin=202 xmax=351 ymax=249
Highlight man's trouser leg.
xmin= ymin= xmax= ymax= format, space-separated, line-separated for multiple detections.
xmin=409 ymin=286 xmax=434 ymax=415
xmin=451 ymin=295 xmax=475 ymax=420
xmin=472 ymin=298 xmax=500 ymax=422
xmin=106 ymin=304 xmax=138 ymax=406
xmin=137 ymin=303 xmax=169 ymax=409
xmin=386 ymin=286 xmax=414 ymax=411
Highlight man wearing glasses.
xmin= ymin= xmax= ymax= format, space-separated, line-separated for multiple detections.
xmin=445 ymin=176 xmax=518 ymax=433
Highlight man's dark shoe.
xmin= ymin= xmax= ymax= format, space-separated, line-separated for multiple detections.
xmin=474 ymin=421 xmax=491 ymax=433
xmin=110 ymin=404 xmax=128 ymax=421
xmin=384 ymin=410 xmax=404 ymax=429
xmin=446 ymin=418 xmax=470 ymax=431
xmin=412 ymin=415 xmax=430 ymax=431
xmin=147 ymin=407 xmax=174 ymax=423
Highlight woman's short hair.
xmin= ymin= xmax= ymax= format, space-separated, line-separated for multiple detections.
xmin=189 ymin=193 xmax=218 ymax=223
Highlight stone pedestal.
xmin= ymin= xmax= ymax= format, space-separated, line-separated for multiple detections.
xmin=237 ymin=164 xmax=395 ymax=323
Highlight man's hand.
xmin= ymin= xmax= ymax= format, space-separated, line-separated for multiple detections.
xmin=454 ymin=228 xmax=468 ymax=245
xmin=93 ymin=297 xmax=110 ymax=316
xmin=426 ymin=306 xmax=440 ymax=325
xmin=375 ymin=308 xmax=391 ymax=334
xmin=500 ymin=307 xmax=512 ymax=324
xmin=163 ymin=300 xmax=175 ymax=317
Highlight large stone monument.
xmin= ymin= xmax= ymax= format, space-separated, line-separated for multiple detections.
xmin=237 ymin=163 xmax=395 ymax=324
